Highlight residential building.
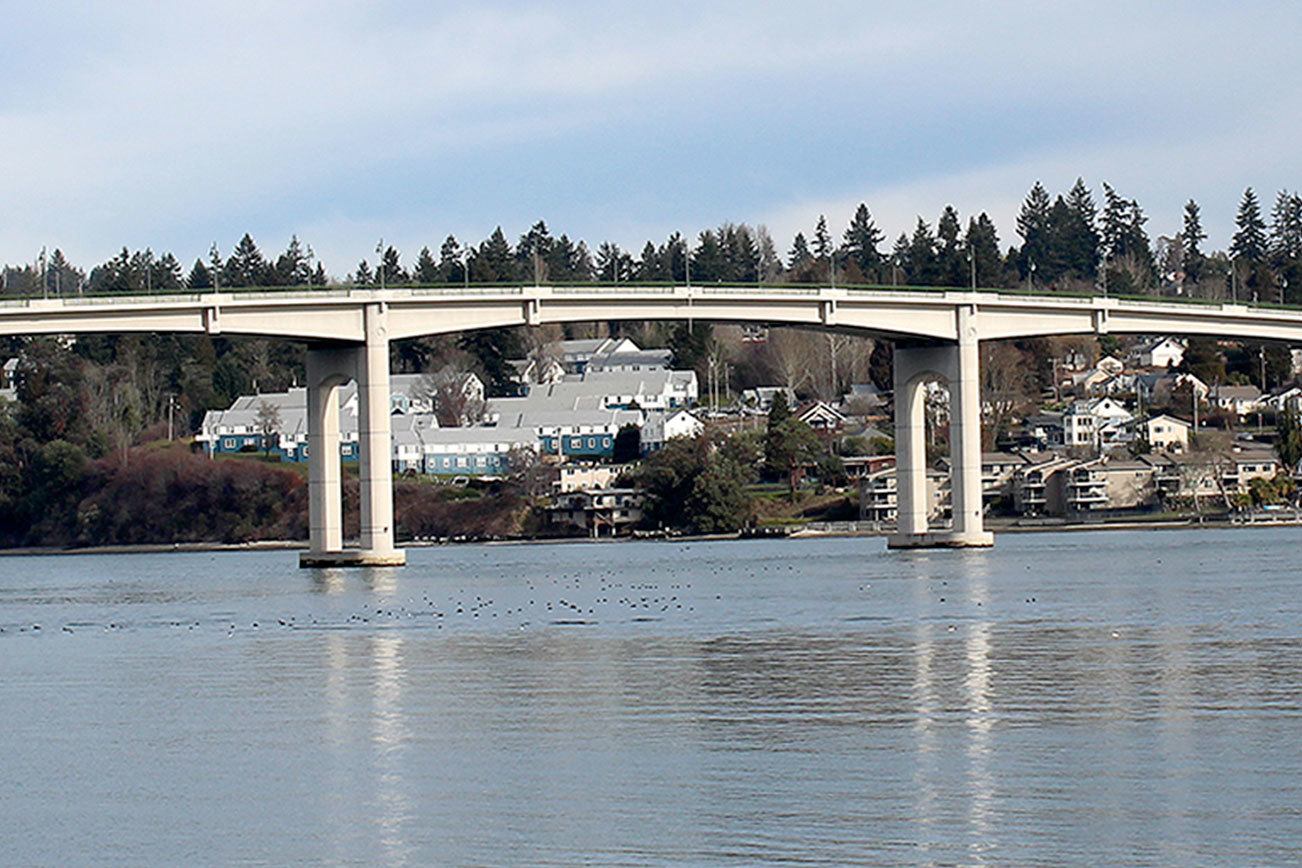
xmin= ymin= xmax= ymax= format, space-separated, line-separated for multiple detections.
xmin=739 ymin=386 xmax=797 ymax=413
xmin=1210 ymin=384 xmax=1263 ymax=418
xmin=639 ymin=409 xmax=703 ymax=452
xmin=1063 ymin=398 xmax=1134 ymax=450
xmin=555 ymin=465 xmax=621 ymax=494
xmin=548 ymin=488 xmax=644 ymax=536
xmin=796 ymin=401 xmax=846 ymax=432
xmin=1137 ymin=337 xmax=1186 ymax=369
xmin=1143 ymin=414 xmax=1191 ymax=453
xmin=858 ymin=467 xmax=948 ymax=524
xmin=1137 ymin=371 xmax=1208 ymax=407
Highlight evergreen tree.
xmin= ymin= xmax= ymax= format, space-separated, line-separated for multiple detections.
xmin=964 ymin=213 xmax=1002 ymax=289
xmin=595 ymin=242 xmax=631 ymax=281
xmin=666 ymin=233 xmax=689 ymax=282
xmin=842 ymin=203 xmax=885 ymax=276
xmin=311 ymin=262 xmax=328 ymax=286
xmin=936 ymin=206 xmax=965 ymax=286
xmin=224 ymin=234 xmax=268 ymax=287
xmin=812 ymin=215 xmax=832 ymax=262
xmin=692 ymin=230 xmax=725 ymax=282
xmin=1269 ymin=190 xmax=1302 ymax=261
xmin=439 ymin=236 xmax=465 ymax=283
xmin=570 ymin=240 xmax=594 ymax=281
xmin=787 ymin=233 xmax=812 ymax=273
xmin=187 ymin=258 xmax=212 ymax=290
xmin=271 ymin=235 xmax=311 ymax=286
xmin=904 ymin=218 xmax=939 ymax=285
xmin=733 ymin=225 xmax=760 ymax=282
xmin=1061 ymin=178 xmax=1100 ymax=279
xmin=458 ymin=328 xmax=523 ymax=396
xmin=352 ymin=260 xmax=373 ymax=286
xmin=668 ymin=322 xmax=712 ymax=373
xmin=476 ymin=227 xmax=515 ymax=282
xmin=636 ymin=241 xmax=666 ymax=280
xmin=413 ymin=246 xmax=439 ymax=283
xmin=379 ymin=245 xmax=407 ymax=285
xmin=1016 ymin=181 xmax=1053 ymax=279
xmin=517 ymin=220 xmax=554 ymax=282
xmin=1182 ymin=199 xmax=1207 ymax=283
xmin=1231 ymin=188 xmax=1268 ymax=264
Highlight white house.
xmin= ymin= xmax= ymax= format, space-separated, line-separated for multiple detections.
xmin=1137 ymin=337 xmax=1186 ymax=369
xmin=1064 ymin=398 xmax=1134 ymax=450
xmin=1210 ymin=384 xmax=1263 ymax=417
xmin=1143 ymin=414 xmax=1191 ymax=453
xmin=640 ymin=409 xmax=703 ymax=451
xmin=796 ymin=401 xmax=846 ymax=431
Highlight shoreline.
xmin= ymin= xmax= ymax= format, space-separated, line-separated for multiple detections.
xmin=3 ymin=514 xmax=1301 ymax=558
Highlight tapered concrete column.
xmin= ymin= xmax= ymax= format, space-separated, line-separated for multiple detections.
xmin=892 ymin=346 xmax=931 ymax=537
xmin=299 ymin=330 xmax=405 ymax=569
xmin=356 ymin=304 xmax=405 ymax=564
xmin=888 ymin=320 xmax=993 ymax=550
xmin=948 ymin=305 xmax=990 ymax=544
xmin=306 ymin=364 xmax=344 ymax=554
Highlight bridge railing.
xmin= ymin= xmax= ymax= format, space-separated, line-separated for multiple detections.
xmin=2 ymin=280 xmax=1300 ymax=317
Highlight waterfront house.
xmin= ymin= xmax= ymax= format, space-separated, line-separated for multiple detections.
xmin=548 ymin=488 xmax=645 ymax=536
xmin=796 ymin=401 xmax=846 ymax=432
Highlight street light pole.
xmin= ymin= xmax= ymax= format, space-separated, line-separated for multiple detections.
xmin=968 ymin=248 xmax=976 ymax=291
xmin=376 ymin=240 xmax=385 ymax=291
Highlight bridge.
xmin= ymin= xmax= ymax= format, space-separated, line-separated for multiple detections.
xmin=5 ymin=284 xmax=1302 ymax=565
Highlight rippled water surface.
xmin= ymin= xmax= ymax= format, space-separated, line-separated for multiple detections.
xmin=2 ymin=529 xmax=1301 ymax=865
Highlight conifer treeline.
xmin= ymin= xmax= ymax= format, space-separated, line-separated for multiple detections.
xmin=4 ymin=182 xmax=1302 ymax=304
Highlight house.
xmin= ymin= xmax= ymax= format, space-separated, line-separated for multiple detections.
xmin=1136 ymin=337 xmax=1186 ymax=369
xmin=548 ymin=488 xmax=644 ymax=536
xmin=840 ymin=383 xmax=887 ymax=415
xmin=1063 ymin=398 xmax=1134 ymax=450
xmin=0 ymin=357 xmax=16 ymax=402
xmin=1137 ymin=371 xmax=1209 ymax=407
xmin=639 ymin=409 xmax=703 ymax=452
xmin=841 ymin=454 xmax=895 ymax=481
xmin=1013 ymin=412 xmax=1065 ymax=449
xmin=1070 ymin=355 xmax=1125 ymax=396
xmin=796 ymin=401 xmax=846 ymax=432
xmin=1143 ymin=414 xmax=1191 ymax=453
xmin=1210 ymin=384 xmax=1263 ymax=418
xmin=739 ymin=386 xmax=797 ymax=413
xmin=555 ymin=465 xmax=621 ymax=493
xmin=1263 ymin=386 xmax=1302 ymax=415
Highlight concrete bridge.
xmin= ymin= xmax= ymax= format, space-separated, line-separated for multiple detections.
xmin=5 ymin=284 xmax=1302 ymax=565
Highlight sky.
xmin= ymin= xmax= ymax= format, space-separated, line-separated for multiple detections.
xmin=2 ymin=1 xmax=1301 ymax=277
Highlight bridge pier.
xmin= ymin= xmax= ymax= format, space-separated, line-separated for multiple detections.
xmin=300 ymin=304 xmax=406 ymax=568
xmin=888 ymin=305 xmax=994 ymax=549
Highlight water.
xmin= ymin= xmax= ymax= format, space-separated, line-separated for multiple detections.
xmin=2 ymin=529 xmax=1300 ymax=866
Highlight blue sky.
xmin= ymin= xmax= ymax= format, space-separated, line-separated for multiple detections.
xmin=2 ymin=1 xmax=1300 ymax=276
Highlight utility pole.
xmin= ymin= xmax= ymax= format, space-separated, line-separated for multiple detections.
xmin=166 ymin=393 xmax=177 ymax=441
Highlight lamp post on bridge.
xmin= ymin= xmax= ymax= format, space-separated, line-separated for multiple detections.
xmin=375 ymin=240 xmax=386 ymax=291
xmin=967 ymin=247 xmax=976 ymax=291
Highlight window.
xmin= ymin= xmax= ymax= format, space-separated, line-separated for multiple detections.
xmin=223 ymin=438 xmax=235 ymax=449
